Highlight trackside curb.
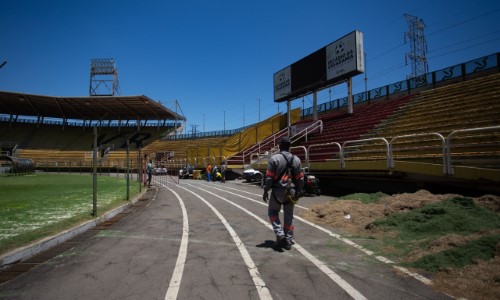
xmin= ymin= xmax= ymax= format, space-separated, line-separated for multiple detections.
xmin=0 ymin=190 xmax=148 ymax=269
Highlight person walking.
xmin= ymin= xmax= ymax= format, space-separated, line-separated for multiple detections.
xmin=146 ymin=159 xmax=153 ymax=188
xmin=143 ymin=154 xmax=148 ymax=188
xmin=262 ymin=136 xmax=304 ymax=250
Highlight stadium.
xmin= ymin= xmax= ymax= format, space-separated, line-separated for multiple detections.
xmin=2 ymin=53 xmax=499 ymax=195
xmin=1 ymin=7 xmax=500 ymax=298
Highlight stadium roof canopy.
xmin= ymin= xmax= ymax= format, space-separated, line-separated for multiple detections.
xmin=0 ymin=91 xmax=185 ymax=122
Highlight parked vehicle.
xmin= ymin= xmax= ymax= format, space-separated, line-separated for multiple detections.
xmin=303 ymin=174 xmax=321 ymax=196
xmin=154 ymin=167 xmax=167 ymax=175
xmin=179 ymin=164 xmax=193 ymax=179
xmin=242 ymin=168 xmax=263 ymax=182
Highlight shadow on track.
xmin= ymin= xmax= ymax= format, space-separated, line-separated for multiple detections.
xmin=256 ymin=240 xmax=285 ymax=253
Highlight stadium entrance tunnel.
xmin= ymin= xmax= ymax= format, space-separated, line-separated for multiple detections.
xmin=0 ymin=156 xmax=34 ymax=175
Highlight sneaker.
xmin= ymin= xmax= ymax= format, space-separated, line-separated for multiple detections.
xmin=275 ymin=235 xmax=286 ymax=248
xmin=284 ymin=239 xmax=292 ymax=250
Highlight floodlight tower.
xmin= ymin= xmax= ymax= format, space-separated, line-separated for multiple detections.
xmin=404 ymin=14 xmax=428 ymax=79
xmin=89 ymin=58 xmax=121 ymax=96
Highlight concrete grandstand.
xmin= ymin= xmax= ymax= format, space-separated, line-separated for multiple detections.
xmin=1 ymin=53 xmax=499 ymax=195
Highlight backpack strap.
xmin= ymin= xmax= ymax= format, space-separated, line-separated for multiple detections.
xmin=276 ymin=153 xmax=294 ymax=182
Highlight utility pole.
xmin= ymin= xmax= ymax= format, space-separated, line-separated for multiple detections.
xmin=364 ymin=52 xmax=368 ymax=100
xmin=258 ymin=98 xmax=260 ymax=123
xmin=92 ymin=126 xmax=98 ymax=217
xmin=174 ymin=99 xmax=178 ymax=135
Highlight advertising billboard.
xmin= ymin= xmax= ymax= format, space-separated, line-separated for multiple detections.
xmin=326 ymin=31 xmax=364 ymax=82
xmin=273 ymin=66 xmax=291 ymax=101
xmin=273 ymin=30 xmax=364 ymax=103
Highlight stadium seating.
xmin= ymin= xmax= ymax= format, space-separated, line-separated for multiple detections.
xmin=301 ymin=96 xmax=413 ymax=162
xmin=1 ymin=122 xmax=172 ymax=169
xmin=2 ymin=67 xmax=499 ymax=180
xmin=341 ymin=73 xmax=500 ymax=167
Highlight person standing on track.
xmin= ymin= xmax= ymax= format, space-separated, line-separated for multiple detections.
xmin=262 ymin=136 xmax=304 ymax=250
xmin=206 ymin=163 xmax=212 ymax=182
xmin=221 ymin=161 xmax=226 ymax=183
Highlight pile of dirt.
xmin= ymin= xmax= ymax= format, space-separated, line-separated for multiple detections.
xmin=406 ymin=230 xmax=500 ymax=262
xmin=301 ymin=189 xmax=461 ymax=237
xmin=432 ymin=255 xmax=500 ymax=300
xmin=475 ymin=194 xmax=500 ymax=213
xmin=299 ymin=190 xmax=500 ymax=300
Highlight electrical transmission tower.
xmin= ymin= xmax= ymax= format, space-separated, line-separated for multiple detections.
xmin=89 ymin=58 xmax=121 ymax=96
xmin=404 ymin=14 xmax=428 ymax=79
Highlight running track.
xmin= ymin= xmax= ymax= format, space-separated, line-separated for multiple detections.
xmin=0 ymin=178 xmax=451 ymax=299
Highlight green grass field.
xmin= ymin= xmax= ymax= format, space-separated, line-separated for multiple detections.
xmin=0 ymin=174 xmax=140 ymax=255
xmin=339 ymin=193 xmax=500 ymax=272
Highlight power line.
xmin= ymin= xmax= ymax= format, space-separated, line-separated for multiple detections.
xmin=427 ymin=7 xmax=500 ymax=37
xmin=428 ymin=36 xmax=500 ymax=60
xmin=428 ymin=29 xmax=500 ymax=54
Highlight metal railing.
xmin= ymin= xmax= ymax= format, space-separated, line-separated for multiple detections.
xmin=342 ymin=138 xmax=391 ymax=169
xmin=25 ymin=126 xmax=500 ymax=179
xmin=390 ymin=133 xmax=446 ymax=173
xmin=242 ymin=127 xmax=288 ymax=165
xmin=241 ymin=120 xmax=323 ymax=166
xmin=446 ymin=125 xmax=500 ymax=175
xmin=301 ymin=126 xmax=500 ymax=175
xmin=290 ymin=120 xmax=323 ymax=143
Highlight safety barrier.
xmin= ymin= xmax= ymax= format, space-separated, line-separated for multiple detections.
xmin=242 ymin=120 xmax=323 ymax=166
xmin=302 ymin=125 xmax=500 ymax=175
xmin=11 ymin=125 xmax=498 ymax=180
xmin=446 ymin=125 xmax=500 ymax=175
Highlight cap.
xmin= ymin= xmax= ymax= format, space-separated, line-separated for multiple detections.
xmin=279 ymin=136 xmax=291 ymax=147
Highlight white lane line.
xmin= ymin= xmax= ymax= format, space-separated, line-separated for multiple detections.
xmin=189 ymin=181 xmax=309 ymax=210
xmin=185 ymin=183 xmax=367 ymax=300
xmin=176 ymin=185 xmax=273 ymax=300
xmin=191 ymin=181 xmax=432 ymax=286
xmin=160 ymin=185 xmax=190 ymax=300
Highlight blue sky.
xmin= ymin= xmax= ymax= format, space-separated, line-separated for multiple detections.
xmin=1 ymin=0 xmax=499 ymax=133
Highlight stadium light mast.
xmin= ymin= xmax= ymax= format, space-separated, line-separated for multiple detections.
xmin=89 ymin=58 xmax=121 ymax=96
xmin=404 ymin=14 xmax=429 ymax=79
xmin=190 ymin=124 xmax=199 ymax=138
